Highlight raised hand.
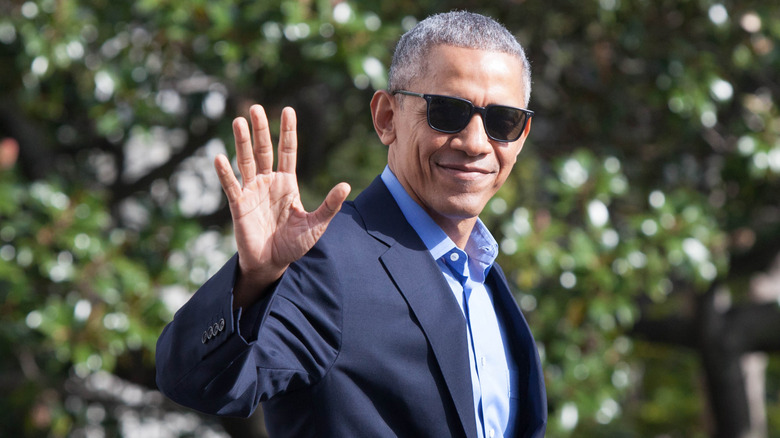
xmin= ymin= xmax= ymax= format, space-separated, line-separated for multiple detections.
xmin=214 ymin=105 xmax=351 ymax=309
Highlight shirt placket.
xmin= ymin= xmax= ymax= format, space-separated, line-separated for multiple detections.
xmin=443 ymin=248 xmax=507 ymax=438
xmin=444 ymin=249 xmax=489 ymax=438
xmin=467 ymin=280 xmax=507 ymax=438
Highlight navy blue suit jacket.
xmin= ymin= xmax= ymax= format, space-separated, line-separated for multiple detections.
xmin=155 ymin=177 xmax=547 ymax=437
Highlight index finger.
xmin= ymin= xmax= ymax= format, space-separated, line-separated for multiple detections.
xmin=232 ymin=116 xmax=256 ymax=187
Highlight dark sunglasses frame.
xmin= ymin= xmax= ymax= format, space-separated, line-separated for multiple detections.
xmin=392 ymin=90 xmax=533 ymax=142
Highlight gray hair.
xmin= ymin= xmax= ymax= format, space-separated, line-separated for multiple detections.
xmin=388 ymin=11 xmax=532 ymax=106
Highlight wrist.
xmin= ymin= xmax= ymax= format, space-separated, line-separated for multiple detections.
xmin=232 ymin=264 xmax=286 ymax=310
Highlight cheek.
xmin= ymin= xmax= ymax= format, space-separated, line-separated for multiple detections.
xmin=414 ymin=135 xmax=446 ymax=166
xmin=497 ymin=149 xmax=519 ymax=174
xmin=389 ymin=134 xmax=434 ymax=182
xmin=490 ymin=152 xmax=519 ymax=190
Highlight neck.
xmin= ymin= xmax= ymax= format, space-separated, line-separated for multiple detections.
xmin=429 ymin=213 xmax=477 ymax=250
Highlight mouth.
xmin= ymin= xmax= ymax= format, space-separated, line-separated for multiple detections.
xmin=435 ymin=163 xmax=494 ymax=180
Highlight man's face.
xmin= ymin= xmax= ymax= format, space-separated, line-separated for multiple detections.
xmin=387 ymin=45 xmax=530 ymax=232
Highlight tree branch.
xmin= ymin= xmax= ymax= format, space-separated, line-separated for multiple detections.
xmin=729 ymin=302 xmax=780 ymax=353
xmin=109 ymin=120 xmax=221 ymax=206
xmin=730 ymin=234 xmax=780 ymax=277
xmin=631 ymin=314 xmax=698 ymax=348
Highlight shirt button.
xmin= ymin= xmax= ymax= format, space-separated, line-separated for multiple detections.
xmin=450 ymin=253 xmax=459 ymax=262
xmin=481 ymin=357 xmax=487 ymax=367
xmin=489 ymin=428 xmax=495 ymax=438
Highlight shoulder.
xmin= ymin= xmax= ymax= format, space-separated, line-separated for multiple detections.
xmin=318 ymin=200 xmax=365 ymax=241
xmin=313 ymin=199 xmax=386 ymax=259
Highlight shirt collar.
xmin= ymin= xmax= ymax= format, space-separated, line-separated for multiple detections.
xmin=380 ymin=166 xmax=499 ymax=277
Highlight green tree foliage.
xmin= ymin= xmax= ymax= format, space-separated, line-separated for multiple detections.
xmin=1 ymin=0 xmax=779 ymax=437
xmin=479 ymin=1 xmax=780 ymax=436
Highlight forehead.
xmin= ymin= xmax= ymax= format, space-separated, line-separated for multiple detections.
xmin=415 ymin=45 xmax=525 ymax=106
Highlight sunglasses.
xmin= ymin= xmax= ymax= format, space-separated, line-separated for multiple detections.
xmin=392 ymin=90 xmax=533 ymax=143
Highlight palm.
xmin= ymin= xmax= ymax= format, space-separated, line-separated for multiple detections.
xmin=232 ymin=172 xmax=320 ymax=272
xmin=215 ymin=105 xmax=350 ymax=297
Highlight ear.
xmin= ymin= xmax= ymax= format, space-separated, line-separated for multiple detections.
xmin=371 ymin=90 xmax=397 ymax=146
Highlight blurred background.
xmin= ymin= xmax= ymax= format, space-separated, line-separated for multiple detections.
xmin=1 ymin=0 xmax=779 ymax=436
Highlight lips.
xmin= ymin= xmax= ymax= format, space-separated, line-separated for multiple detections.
xmin=435 ymin=162 xmax=495 ymax=180
xmin=439 ymin=163 xmax=490 ymax=172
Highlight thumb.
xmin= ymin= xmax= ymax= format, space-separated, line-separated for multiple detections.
xmin=311 ymin=182 xmax=351 ymax=226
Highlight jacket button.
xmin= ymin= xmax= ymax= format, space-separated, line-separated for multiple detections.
xmin=219 ymin=318 xmax=225 ymax=331
xmin=208 ymin=325 xmax=215 ymax=338
xmin=202 ymin=331 xmax=208 ymax=344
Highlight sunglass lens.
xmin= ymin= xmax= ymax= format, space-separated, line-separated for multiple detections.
xmin=486 ymin=106 xmax=526 ymax=141
xmin=428 ymin=96 xmax=472 ymax=133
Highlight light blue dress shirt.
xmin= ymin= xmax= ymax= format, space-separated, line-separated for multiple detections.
xmin=381 ymin=167 xmax=517 ymax=438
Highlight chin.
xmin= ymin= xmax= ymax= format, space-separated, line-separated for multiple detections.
xmin=435 ymin=197 xmax=488 ymax=220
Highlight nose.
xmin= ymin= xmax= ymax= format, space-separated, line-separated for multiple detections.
xmin=450 ymin=113 xmax=492 ymax=156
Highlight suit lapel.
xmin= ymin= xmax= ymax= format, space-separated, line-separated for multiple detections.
xmin=488 ymin=265 xmax=548 ymax=438
xmin=355 ymin=178 xmax=478 ymax=438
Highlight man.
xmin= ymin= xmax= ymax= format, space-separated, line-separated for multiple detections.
xmin=156 ymin=11 xmax=547 ymax=438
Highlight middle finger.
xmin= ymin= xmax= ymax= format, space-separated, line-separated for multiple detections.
xmin=250 ymin=105 xmax=274 ymax=175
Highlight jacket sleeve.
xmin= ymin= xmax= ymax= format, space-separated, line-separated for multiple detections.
xmin=155 ymin=246 xmax=343 ymax=417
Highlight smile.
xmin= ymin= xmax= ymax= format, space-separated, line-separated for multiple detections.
xmin=435 ymin=163 xmax=494 ymax=180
